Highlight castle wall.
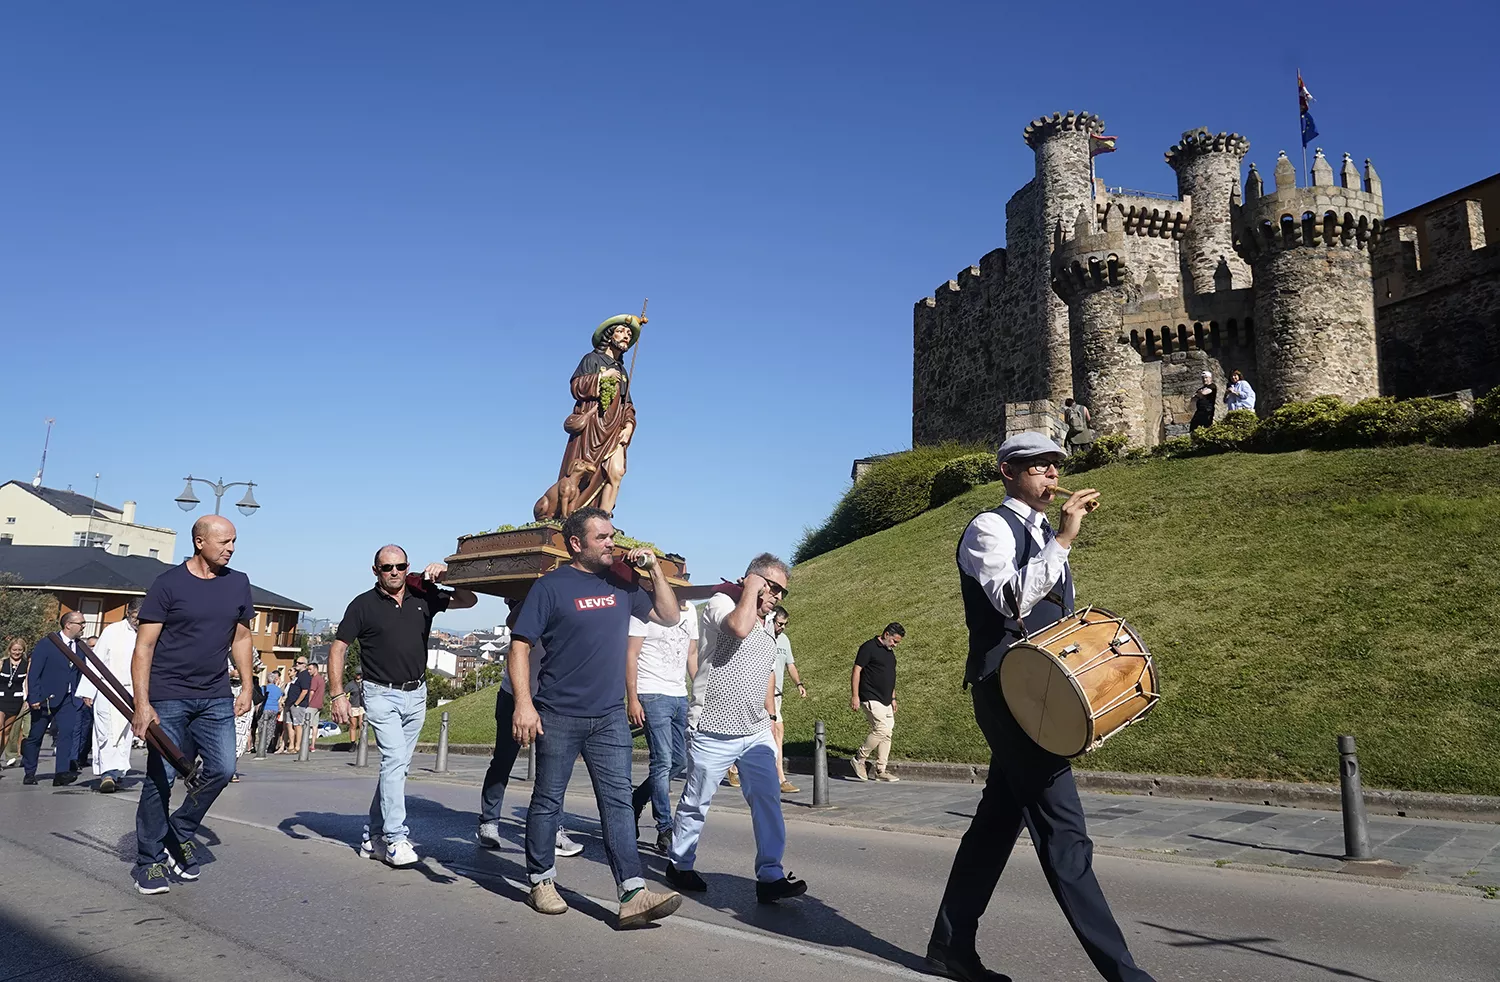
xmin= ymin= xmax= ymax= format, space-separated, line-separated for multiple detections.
xmin=1374 ymin=197 xmax=1500 ymax=397
xmin=912 ymin=249 xmax=1008 ymax=446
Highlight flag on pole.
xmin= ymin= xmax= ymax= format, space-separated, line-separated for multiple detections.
xmin=1298 ymin=72 xmax=1319 ymax=147
xmin=1089 ymin=133 xmax=1118 ymax=157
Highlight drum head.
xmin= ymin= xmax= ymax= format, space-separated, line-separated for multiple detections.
xmin=1000 ymin=644 xmax=1091 ymax=757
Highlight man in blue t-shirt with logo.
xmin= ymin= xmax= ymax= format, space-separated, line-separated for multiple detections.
xmin=509 ymin=506 xmax=683 ymax=929
xmin=129 ymin=515 xmax=256 ymax=896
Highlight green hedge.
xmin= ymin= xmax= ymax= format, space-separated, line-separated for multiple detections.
xmin=795 ymin=443 xmax=988 ymax=562
xmin=929 ymin=453 xmax=997 ymax=508
xmin=1063 ymin=433 xmax=1128 ymax=473
xmin=1191 ymin=409 xmax=1262 ymax=453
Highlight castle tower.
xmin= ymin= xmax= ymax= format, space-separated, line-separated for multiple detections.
xmin=1020 ymin=111 xmax=1106 ymax=403
xmin=1166 ymin=128 xmax=1252 ymax=295
xmin=1051 ymin=203 xmax=1151 ymax=446
xmin=1233 ymin=149 xmax=1384 ymax=410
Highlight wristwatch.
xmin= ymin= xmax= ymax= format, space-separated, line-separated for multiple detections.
xmin=768 ymin=714 xmax=779 ymax=721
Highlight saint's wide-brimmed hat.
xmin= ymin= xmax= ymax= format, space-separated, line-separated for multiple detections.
xmin=592 ymin=314 xmax=646 ymax=350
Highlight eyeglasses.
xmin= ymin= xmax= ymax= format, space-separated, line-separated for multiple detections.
xmin=1013 ymin=458 xmax=1060 ymax=476
xmin=762 ymin=578 xmax=789 ymax=599
xmin=377 ymin=563 xmax=410 ymax=573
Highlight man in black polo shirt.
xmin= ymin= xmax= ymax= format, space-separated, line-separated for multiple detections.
xmin=850 ymin=622 xmax=905 ymax=782
xmin=328 ymin=544 xmax=476 ymax=867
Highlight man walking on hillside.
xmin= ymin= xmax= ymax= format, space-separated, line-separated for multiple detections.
xmin=629 ymin=596 xmax=699 ymax=854
xmin=328 ymin=545 xmax=477 ymax=867
xmin=927 ymin=432 xmax=1154 ymax=982
xmin=130 ymin=515 xmax=256 ymax=895
xmin=20 ymin=612 xmax=85 ymax=786
xmin=509 ymin=506 xmax=683 ymax=928
xmin=769 ymin=606 xmax=806 ymax=792
xmin=850 ymin=623 xmax=904 ymax=782
xmin=664 ymin=554 xmax=808 ymax=905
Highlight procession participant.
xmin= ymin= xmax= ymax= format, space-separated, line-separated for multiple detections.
xmin=768 ymin=606 xmax=805 ymax=792
xmin=20 ymin=612 xmax=85 ymax=786
xmin=1 ymin=638 xmax=29 ymax=769
xmin=664 ymin=554 xmax=807 ymax=905
xmin=130 ymin=515 xmax=256 ymax=895
xmin=76 ymin=599 xmax=142 ymax=792
xmin=926 ymin=433 xmax=1154 ymax=982
xmin=475 ymin=599 xmax=604 ymax=859
xmin=328 ymin=545 xmax=477 ymax=867
xmin=850 ymin=622 xmax=905 ymax=782
xmin=628 ymin=596 xmax=699 ymax=853
xmin=510 ymin=506 xmax=682 ymax=928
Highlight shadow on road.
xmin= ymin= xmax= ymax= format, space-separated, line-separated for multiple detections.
xmin=1142 ymin=920 xmax=1392 ymax=982
xmin=1185 ymin=833 xmax=1343 ymax=861
xmin=0 ymin=907 xmax=150 ymax=982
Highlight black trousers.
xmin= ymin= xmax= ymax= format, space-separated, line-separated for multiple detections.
xmin=930 ymin=679 xmax=1154 ymax=982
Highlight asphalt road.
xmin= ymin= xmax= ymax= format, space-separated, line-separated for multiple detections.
xmin=2 ymin=768 xmax=1495 ymax=982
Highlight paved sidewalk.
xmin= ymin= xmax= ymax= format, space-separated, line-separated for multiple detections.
xmin=273 ymin=745 xmax=1500 ymax=895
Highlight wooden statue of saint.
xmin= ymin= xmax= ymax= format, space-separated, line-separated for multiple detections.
xmin=534 ymin=313 xmax=644 ymax=521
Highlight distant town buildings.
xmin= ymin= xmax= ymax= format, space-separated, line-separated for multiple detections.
xmin=0 ymin=481 xmax=177 ymax=558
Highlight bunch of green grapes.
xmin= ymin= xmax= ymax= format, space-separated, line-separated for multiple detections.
xmin=599 ymin=373 xmax=619 ymax=414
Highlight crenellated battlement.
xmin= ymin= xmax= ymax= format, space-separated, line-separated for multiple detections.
xmin=1164 ymin=128 xmax=1250 ymax=169
xmin=1051 ymin=203 xmax=1132 ymax=300
xmin=1023 ymin=111 xmax=1105 ymax=149
xmin=915 ymin=248 xmax=1009 ymax=316
xmin=1234 ymin=150 xmax=1385 ymax=260
xmin=1096 ymin=198 xmax=1192 ymax=239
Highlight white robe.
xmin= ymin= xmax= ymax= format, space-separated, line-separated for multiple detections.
xmin=77 ymin=619 xmax=136 ymax=777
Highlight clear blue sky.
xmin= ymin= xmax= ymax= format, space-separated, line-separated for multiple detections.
xmin=3 ymin=1 xmax=1495 ymax=631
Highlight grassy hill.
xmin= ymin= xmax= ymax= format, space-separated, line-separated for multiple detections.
xmin=781 ymin=446 xmax=1500 ymax=796
xmin=418 ymin=446 xmax=1500 ymax=796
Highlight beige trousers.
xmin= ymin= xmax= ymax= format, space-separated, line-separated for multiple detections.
xmin=856 ymin=700 xmax=895 ymax=770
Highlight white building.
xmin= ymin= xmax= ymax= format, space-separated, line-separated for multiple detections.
xmin=0 ymin=481 xmax=177 ymax=559
xmin=426 ymin=648 xmax=457 ymax=679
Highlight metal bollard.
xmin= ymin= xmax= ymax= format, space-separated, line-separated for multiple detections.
xmin=1338 ymin=734 xmax=1372 ymax=860
xmin=355 ymin=718 xmax=369 ymax=768
xmin=812 ymin=719 xmax=831 ymax=808
xmin=525 ymin=741 xmax=536 ymax=781
xmin=297 ymin=718 xmax=312 ymax=761
xmin=436 ymin=711 xmax=450 ymax=773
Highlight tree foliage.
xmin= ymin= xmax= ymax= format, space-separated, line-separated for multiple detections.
xmin=0 ymin=574 xmax=58 ymax=652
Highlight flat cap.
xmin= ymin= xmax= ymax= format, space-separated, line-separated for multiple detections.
xmin=997 ymin=432 xmax=1067 ymax=466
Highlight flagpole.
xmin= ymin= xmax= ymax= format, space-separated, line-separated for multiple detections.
xmin=1298 ymin=68 xmax=1308 ymax=185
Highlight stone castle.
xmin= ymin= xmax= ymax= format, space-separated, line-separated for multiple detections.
xmin=912 ymin=110 xmax=1500 ymax=448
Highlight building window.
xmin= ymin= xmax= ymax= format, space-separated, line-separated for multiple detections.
xmin=149 ymin=548 xmax=159 ymax=559
xmin=117 ymin=544 xmax=129 ymax=556
xmin=78 ymin=598 xmax=104 ymax=637
xmin=72 ymin=531 xmax=112 ymax=549
xmin=0 ymin=535 xmax=11 ymax=545
xmin=4 ymin=517 xmax=14 ymax=524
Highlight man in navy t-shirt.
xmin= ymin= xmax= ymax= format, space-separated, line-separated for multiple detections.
xmin=509 ymin=506 xmax=683 ymax=929
xmin=129 ymin=515 xmax=256 ymax=896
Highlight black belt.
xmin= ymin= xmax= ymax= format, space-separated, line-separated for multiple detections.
xmin=367 ymin=678 xmax=425 ymax=691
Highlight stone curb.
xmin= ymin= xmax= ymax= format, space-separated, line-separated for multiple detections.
xmin=413 ymin=742 xmax=1500 ymax=823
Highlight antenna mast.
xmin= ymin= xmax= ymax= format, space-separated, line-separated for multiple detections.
xmin=33 ymin=418 xmax=55 ymax=489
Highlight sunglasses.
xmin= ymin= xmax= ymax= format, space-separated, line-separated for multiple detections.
xmin=376 ymin=563 xmax=410 ymax=573
xmin=762 ymin=578 xmax=789 ymax=599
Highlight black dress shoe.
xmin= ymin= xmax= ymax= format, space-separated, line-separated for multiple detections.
xmin=924 ymin=945 xmax=1012 ymax=982
xmin=53 ymin=771 xmax=78 ymax=787
xmin=755 ymin=873 xmax=809 ymax=904
xmin=664 ymin=863 xmax=708 ymax=892
xmin=22 ymin=775 xmax=38 ymax=785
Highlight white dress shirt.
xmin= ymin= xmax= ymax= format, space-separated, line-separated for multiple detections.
xmin=956 ymin=497 xmax=1071 ymax=620
xmin=76 ymin=620 xmax=136 ymax=701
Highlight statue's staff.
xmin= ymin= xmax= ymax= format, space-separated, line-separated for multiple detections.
xmin=576 ymin=298 xmax=648 ymax=513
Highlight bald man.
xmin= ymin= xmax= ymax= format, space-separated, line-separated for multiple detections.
xmin=129 ymin=515 xmax=256 ymax=895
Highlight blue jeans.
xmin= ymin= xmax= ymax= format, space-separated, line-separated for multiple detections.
xmin=669 ymin=728 xmax=786 ymax=882
xmin=364 ymin=682 xmax=426 ymax=843
xmin=632 ymin=693 xmax=688 ymax=833
xmin=526 ymin=706 xmax=642 ymax=893
xmin=134 ymin=697 xmax=236 ymax=870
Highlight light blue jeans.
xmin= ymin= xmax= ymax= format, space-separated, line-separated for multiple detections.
xmin=364 ymin=682 xmax=427 ymax=843
xmin=669 ymin=727 xmax=786 ymax=882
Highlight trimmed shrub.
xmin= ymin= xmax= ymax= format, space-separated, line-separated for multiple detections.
xmin=930 ymin=452 xmax=998 ymax=508
xmin=1255 ymin=395 xmax=1348 ymax=451
xmin=1461 ymin=389 xmax=1500 ymax=445
xmin=1333 ymin=397 xmax=1468 ymax=448
xmin=1192 ymin=409 xmax=1260 ymax=453
xmin=795 ymin=443 xmax=989 ymax=562
xmin=1064 ymin=433 xmax=1128 ymax=474
xmin=1152 ymin=435 xmax=1195 ymax=458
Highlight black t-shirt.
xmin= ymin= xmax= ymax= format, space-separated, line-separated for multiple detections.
xmin=854 ymin=637 xmax=897 ymax=705
xmin=1194 ymin=384 xmax=1218 ymax=418
xmin=335 ymin=586 xmax=452 ymax=686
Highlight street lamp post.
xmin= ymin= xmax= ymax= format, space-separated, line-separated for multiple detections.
xmin=175 ymin=475 xmax=261 ymax=517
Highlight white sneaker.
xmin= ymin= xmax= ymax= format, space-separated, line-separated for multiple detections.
xmin=359 ymin=834 xmax=385 ymax=860
xmin=477 ymin=822 xmax=504 ymax=849
xmin=555 ymin=830 xmax=584 ymax=857
xmin=384 ymin=838 xmax=419 ymax=867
